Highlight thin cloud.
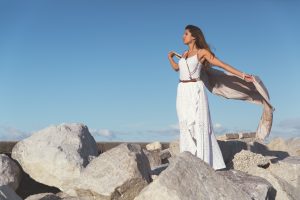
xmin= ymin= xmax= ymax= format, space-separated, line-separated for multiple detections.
xmin=0 ymin=125 xmax=32 ymax=141
xmin=269 ymin=117 xmax=300 ymax=140
xmin=89 ymin=128 xmax=116 ymax=140
xmin=88 ymin=123 xmax=180 ymax=142
xmin=277 ymin=117 xmax=300 ymax=131
xmin=213 ymin=123 xmax=229 ymax=135
xmin=144 ymin=124 xmax=179 ymax=135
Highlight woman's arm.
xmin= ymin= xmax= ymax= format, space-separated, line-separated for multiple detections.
xmin=198 ymin=49 xmax=254 ymax=81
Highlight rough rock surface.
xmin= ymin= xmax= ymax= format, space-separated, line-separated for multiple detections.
xmin=268 ymin=156 xmax=300 ymax=188
xmin=267 ymin=137 xmax=300 ymax=157
xmin=0 ymin=185 xmax=22 ymax=200
xmin=0 ymin=154 xmax=22 ymax=190
xmin=247 ymin=166 xmax=298 ymax=200
xmin=3 ymin=124 xmax=300 ymax=200
xmin=134 ymin=151 xmax=252 ymax=200
xmin=65 ymin=143 xmax=151 ymax=200
xmin=11 ymin=123 xmax=99 ymax=190
xmin=216 ymin=169 xmax=275 ymax=200
xmin=230 ymin=150 xmax=300 ymax=199
xmin=229 ymin=149 xmax=270 ymax=171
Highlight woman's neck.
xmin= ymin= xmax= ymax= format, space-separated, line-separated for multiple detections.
xmin=188 ymin=43 xmax=197 ymax=53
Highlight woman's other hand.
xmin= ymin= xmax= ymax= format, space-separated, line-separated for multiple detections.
xmin=168 ymin=51 xmax=176 ymax=59
xmin=168 ymin=51 xmax=179 ymax=71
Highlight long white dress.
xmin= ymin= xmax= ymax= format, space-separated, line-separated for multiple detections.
xmin=176 ymin=54 xmax=226 ymax=170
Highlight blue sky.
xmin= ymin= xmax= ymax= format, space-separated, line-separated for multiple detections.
xmin=0 ymin=1 xmax=299 ymax=143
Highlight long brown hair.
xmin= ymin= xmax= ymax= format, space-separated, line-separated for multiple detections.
xmin=185 ymin=25 xmax=215 ymax=70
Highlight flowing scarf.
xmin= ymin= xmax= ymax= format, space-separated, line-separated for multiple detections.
xmin=200 ymin=67 xmax=275 ymax=141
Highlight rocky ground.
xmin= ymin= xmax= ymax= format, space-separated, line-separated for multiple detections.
xmin=0 ymin=122 xmax=299 ymax=200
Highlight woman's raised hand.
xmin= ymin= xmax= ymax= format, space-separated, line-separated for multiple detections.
xmin=244 ymin=74 xmax=255 ymax=82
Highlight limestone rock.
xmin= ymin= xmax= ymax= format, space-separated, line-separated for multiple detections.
xmin=145 ymin=141 xmax=161 ymax=151
xmin=0 ymin=185 xmax=22 ymax=200
xmin=267 ymin=137 xmax=300 ymax=157
xmin=268 ymin=156 xmax=300 ymax=188
xmin=230 ymin=151 xmax=300 ymax=200
xmin=229 ymin=149 xmax=270 ymax=171
xmin=66 ymin=143 xmax=151 ymax=200
xmin=247 ymin=166 xmax=299 ymax=200
xmin=217 ymin=169 xmax=275 ymax=200
xmin=0 ymin=154 xmax=22 ymax=190
xmin=134 ymin=151 xmax=252 ymax=200
xmin=11 ymin=123 xmax=99 ymax=191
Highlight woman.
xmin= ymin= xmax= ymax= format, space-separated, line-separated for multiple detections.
xmin=168 ymin=25 xmax=254 ymax=171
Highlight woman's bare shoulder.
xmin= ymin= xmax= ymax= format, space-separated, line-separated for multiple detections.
xmin=197 ymin=48 xmax=206 ymax=54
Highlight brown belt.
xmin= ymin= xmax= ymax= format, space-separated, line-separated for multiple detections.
xmin=179 ymin=78 xmax=200 ymax=83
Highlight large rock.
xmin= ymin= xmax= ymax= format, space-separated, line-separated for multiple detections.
xmin=65 ymin=143 xmax=151 ymax=200
xmin=11 ymin=123 xmax=99 ymax=191
xmin=267 ymin=137 xmax=300 ymax=157
xmin=134 ymin=151 xmax=252 ymax=200
xmin=216 ymin=169 xmax=275 ymax=200
xmin=0 ymin=154 xmax=22 ymax=190
xmin=0 ymin=185 xmax=22 ymax=200
xmin=247 ymin=166 xmax=299 ymax=200
xmin=268 ymin=156 xmax=300 ymax=188
xmin=230 ymin=150 xmax=300 ymax=199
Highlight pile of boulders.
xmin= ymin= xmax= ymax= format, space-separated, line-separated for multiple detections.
xmin=0 ymin=122 xmax=299 ymax=200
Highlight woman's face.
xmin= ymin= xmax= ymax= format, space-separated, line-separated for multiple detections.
xmin=182 ymin=29 xmax=195 ymax=44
